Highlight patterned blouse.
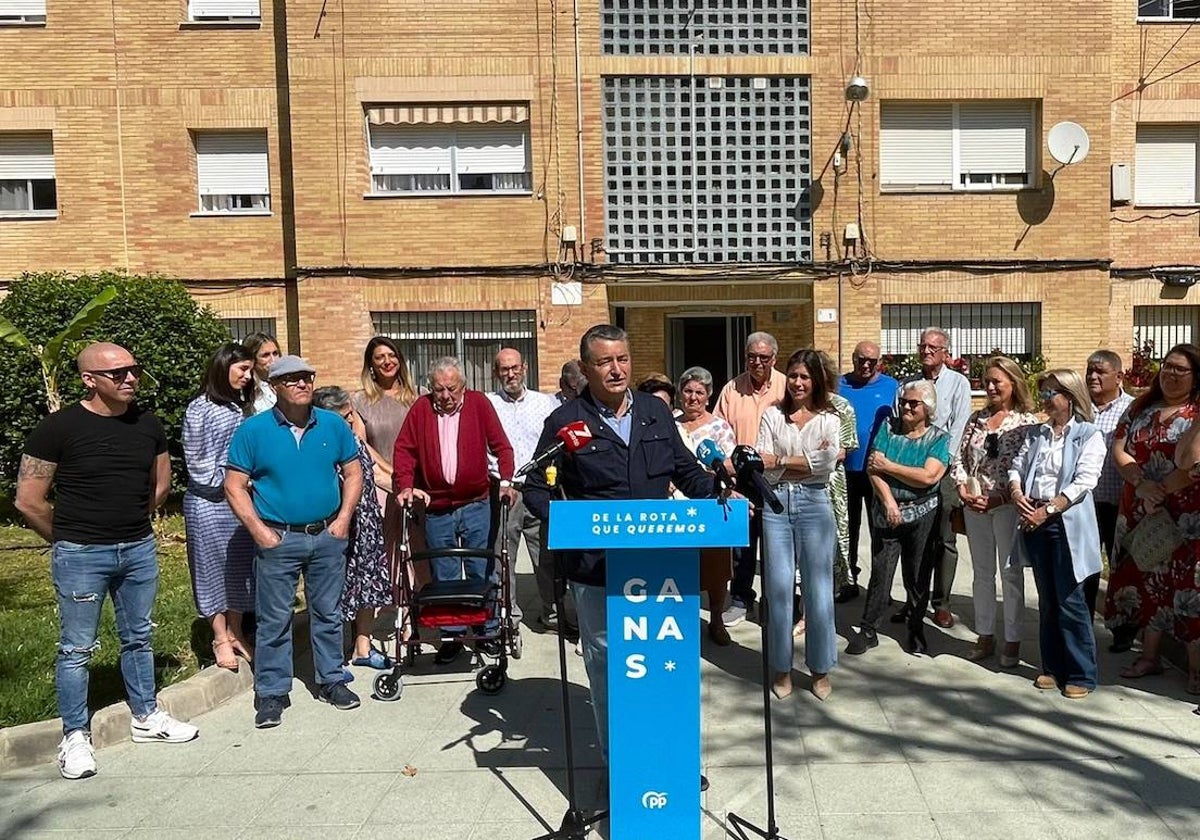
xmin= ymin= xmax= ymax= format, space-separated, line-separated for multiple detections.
xmin=950 ymin=408 xmax=1039 ymax=494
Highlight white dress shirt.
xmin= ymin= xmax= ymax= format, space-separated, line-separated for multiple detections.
xmin=1009 ymin=418 xmax=1106 ymax=504
xmin=487 ymin=386 xmax=559 ymax=483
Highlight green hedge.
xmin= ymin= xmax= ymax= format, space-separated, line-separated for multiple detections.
xmin=0 ymin=271 xmax=231 ymax=498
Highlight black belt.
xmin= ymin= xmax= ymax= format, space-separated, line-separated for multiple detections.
xmin=263 ymin=516 xmax=334 ymax=535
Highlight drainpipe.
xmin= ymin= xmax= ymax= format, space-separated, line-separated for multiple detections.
xmin=573 ymin=0 xmax=586 ymax=256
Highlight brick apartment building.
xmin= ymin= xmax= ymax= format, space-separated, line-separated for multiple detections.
xmin=2 ymin=1 xmax=1199 ymax=394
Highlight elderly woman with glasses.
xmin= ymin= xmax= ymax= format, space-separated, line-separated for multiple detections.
xmin=846 ymin=379 xmax=950 ymax=657
xmin=1008 ymin=370 xmax=1105 ymax=699
xmin=950 ymin=356 xmax=1039 ymax=666
xmin=313 ymin=386 xmax=393 ymax=671
xmin=1103 ymin=343 xmax=1200 ymax=695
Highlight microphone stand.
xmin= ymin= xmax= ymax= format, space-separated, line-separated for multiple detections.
xmin=533 ymin=474 xmax=608 ymax=840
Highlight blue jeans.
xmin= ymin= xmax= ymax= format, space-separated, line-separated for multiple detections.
xmin=255 ymin=528 xmax=348 ymax=697
xmin=762 ymin=483 xmax=838 ymax=676
xmin=1024 ymin=519 xmax=1098 ymax=690
xmin=571 ymin=581 xmax=608 ymax=763
xmin=52 ymin=535 xmax=159 ymax=734
xmin=424 ymin=499 xmax=494 ymax=636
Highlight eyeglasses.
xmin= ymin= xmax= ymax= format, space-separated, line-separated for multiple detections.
xmin=86 ymin=365 xmax=144 ymax=382
xmin=900 ymin=399 xmax=924 ymax=410
xmin=854 ymin=356 xmax=881 ymax=367
xmin=1161 ymin=362 xmax=1195 ymax=376
xmin=277 ymin=373 xmax=315 ymax=387
xmin=1038 ymin=388 xmax=1062 ymax=402
xmin=918 ymin=344 xmax=947 ymax=353
xmin=984 ymin=432 xmax=1000 ymax=459
xmin=746 ymin=353 xmax=775 ymax=364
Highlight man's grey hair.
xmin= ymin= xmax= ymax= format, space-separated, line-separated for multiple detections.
xmin=579 ymin=324 xmax=628 ymax=363
xmin=901 ymin=378 xmax=938 ymax=415
xmin=920 ymin=327 xmax=951 ymax=350
xmin=312 ymin=385 xmax=351 ymax=411
xmin=745 ymin=331 xmax=779 ymax=355
xmin=678 ymin=366 xmax=714 ymax=396
xmin=428 ymin=356 xmax=466 ymax=386
xmin=1087 ymin=349 xmax=1124 ymax=372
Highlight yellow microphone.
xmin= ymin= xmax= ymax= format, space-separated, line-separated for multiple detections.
xmin=545 ymin=464 xmax=558 ymax=487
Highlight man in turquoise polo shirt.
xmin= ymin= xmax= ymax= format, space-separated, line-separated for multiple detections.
xmin=225 ymin=355 xmax=363 ymax=729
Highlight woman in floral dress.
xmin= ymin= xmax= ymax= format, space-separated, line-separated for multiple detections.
xmin=1104 ymin=343 xmax=1200 ymax=695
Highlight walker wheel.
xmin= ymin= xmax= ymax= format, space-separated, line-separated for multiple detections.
xmin=476 ymin=664 xmax=506 ymax=694
xmin=511 ymin=628 xmax=523 ymax=660
xmin=373 ymin=670 xmax=404 ymax=702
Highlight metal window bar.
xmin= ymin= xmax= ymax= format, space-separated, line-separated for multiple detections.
xmin=221 ymin=317 xmax=277 ymax=343
xmin=1133 ymin=305 xmax=1200 ymax=354
xmin=880 ymin=303 xmax=1042 ymax=359
xmin=371 ymin=310 xmax=539 ymax=393
xmin=601 ymin=0 xmax=810 ymax=56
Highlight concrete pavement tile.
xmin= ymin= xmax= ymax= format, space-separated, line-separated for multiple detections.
xmin=125 ymin=830 xmax=244 ymax=840
xmin=1014 ymin=759 xmax=1145 ymax=812
xmin=909 ymin=760 xmax=1030 ymax=812
xmin=194 ymin=728 xmax=340 ymax=775
xmin=800 ymin=721 xmax=907 ymax=763
xmin=357 ymin=824 xmax=478 ymax=840
xmin=131 ymin=773 xmax=290 ymax=828
xmin=0 ymin=774 xmax=187 ymax=833
xmin=237 ymin=826 xmax=363 ymax=839
xmin=481 ymin=768 xmax=588 ymax=824
xmin=299 ymin=726 xmax=432 ymax=773
xmin=703 ymin=813 xmax=822 ymax=839
xmin=1152 ymin=804 xmax=1200 ymax=839
xmin=703 ymin=724 xmax=805 ymax=767
xmin=817 ymin=813 xmax=941 ymax=839
xmin=809 ymin=762 xmax=926 ymax=815
xmin=469 ymin=822 xmax=557 ymax=840
xmin=1108 ymin=756 xmax=1200 ymax=809
xmin=364 ymin=769 xmax=501 ymax=825
xmin=894 ymin=717 xmax=996 ymax=763
xmin=6 ymin=832 xmax=128 ymax=840
xmin=933 ymin=811 xmax=1059 ymax=840
xmin=247 ymin=771 xmax=392 ymax=826
xmin=1042 ymin=803 xmax=1179 ymax=839
xmin=1160 ymin=714 xmax=1200 ymax=755
xmin=701 ymin=764 xmax=819 ymax=824
xmin=97 ymin=733 xmax=232 ymax=777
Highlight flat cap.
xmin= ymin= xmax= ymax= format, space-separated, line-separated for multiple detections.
xmin=268 ymin=354 xmax=316 ymax=380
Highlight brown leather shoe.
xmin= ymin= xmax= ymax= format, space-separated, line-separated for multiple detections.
xmin=933 ymin=609 xmax=955 ymax=629
xmin=1062 ymin=684 xmax=1091 ymax=700
xmin=966 ymin=635 xmax=995 ymax=662
xmin=1034 ymin=674 xmax=1058 ymax=690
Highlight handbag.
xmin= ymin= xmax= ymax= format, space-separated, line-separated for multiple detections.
xmin=1120 ymin=508 xmax=1184 ymax=573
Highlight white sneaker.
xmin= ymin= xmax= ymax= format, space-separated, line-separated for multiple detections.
xmin=130 ymin=709 xmax=199 ymax=744
xmin=57 ymin=730 xmax=96 ymax=779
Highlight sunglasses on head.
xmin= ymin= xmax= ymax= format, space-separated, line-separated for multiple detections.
xmin=87 ymin=364 xmax=144 ymax=382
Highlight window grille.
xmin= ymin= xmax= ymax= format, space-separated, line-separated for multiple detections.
xmin=602 ymin=75 xmax=812 ymax=264
xmin=881 ymin=303 xmax=1042 ymax=359
xmin=371 ymin=310 xmax=539 ymax=393
xmin=601 ymin=0 xmax=809 ymax=55
xmin=222 ymin=317 xmax=277 ymax=343
xmin=1134 ymin=305 xmax=1200 ymax=353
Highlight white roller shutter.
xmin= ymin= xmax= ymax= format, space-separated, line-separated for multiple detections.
xmin=195 ymin=132 xmax=269 ymax=195
xmin=0 ymin=1 xmax=47 ymax=17
xmin=958 ymin=101 xmax=1032 ymax=177
xmin=880 ymin=102 xmax=953 ymax=189
xmin=1135 ymin=124 xmax=1199 ymax=205
xmin=0 ymin=132 xmax=54 ymax=179
xmin=455 ymin=126 xmax=527 ymax=174
xmin=369 ymin=126 xmax=452 ymax=175
xmin=189 ymin=0 xmax=260 ymax=18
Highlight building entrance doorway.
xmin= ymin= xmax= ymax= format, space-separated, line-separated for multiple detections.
xmin=667 ymin=315 xmax=752 ymax=407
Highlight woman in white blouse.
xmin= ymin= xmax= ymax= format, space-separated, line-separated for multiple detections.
xmin=757 ymin=348 xmax=843 ymax=700
xmin=1008 ymin=369 xmax=1105 ymax=699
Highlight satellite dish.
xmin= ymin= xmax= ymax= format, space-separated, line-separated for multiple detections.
xmin=1047 ymin=122 xmax=1090 ymax=166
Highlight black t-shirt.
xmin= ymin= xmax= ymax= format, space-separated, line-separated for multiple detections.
xmin=23 ymin=402 xmax=168 ymax=545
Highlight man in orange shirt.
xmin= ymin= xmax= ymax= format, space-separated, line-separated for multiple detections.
xmin=714 ymin=331 xmax=787 ymax=625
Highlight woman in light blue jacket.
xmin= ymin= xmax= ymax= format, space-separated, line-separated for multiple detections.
xmin=1008 ymin=369 xmax=1105 ymax=699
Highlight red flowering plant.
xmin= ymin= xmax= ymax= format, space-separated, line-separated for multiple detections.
xmin=1124 ymin=339 xmax=1158 ymax=390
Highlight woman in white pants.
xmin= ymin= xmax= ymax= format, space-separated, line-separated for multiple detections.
xmin=951 ymin=356 xmax=1039 ymax=666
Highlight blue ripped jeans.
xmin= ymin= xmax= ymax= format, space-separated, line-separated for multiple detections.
xmin=52 ymin=535 xmax=160 ymax=734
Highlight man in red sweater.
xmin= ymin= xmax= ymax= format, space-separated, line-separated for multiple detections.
xmin=394 ymin=356 xmax=516 ymax=664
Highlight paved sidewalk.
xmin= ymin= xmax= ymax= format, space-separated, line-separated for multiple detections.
xmin=3 ymin=543 xmax=1199 ymax=839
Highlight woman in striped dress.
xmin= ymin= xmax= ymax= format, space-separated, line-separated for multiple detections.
xmin=183 ymin=343 xmax=256 ymax=670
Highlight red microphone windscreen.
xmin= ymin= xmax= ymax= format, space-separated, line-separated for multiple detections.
xmin=557 ymin=420 xmax=593 ymax=451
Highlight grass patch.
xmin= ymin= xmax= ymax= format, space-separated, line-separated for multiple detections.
xmin=0 ymin=515 xmax=204 ymax=729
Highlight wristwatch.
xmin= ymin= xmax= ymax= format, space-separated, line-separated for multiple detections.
xmin=498 ymin=480 xmax=512 ymax=489
xmin=1044 ymin=501 xmax=1059 ymax=516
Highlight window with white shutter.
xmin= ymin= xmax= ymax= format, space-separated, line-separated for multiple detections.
xmin=0 ymin=0 xmax=46 ymax=23
xmin=194 ymin=131 xmax=271 ymax=214
xmin=0 ymin=132 xmax=56 ymax=216
xmin=188 ymin=0 xmax=260 ymax=21
xmin=1134 ymin=124 xmax=1199 ymax=206
xmin=366 ymin=109 xmax=532 ymax=196
xmin=880 ymin=100 xmax=1036 ymax=192
xmin=1138 ymin=1 xmax=1200 ymax=20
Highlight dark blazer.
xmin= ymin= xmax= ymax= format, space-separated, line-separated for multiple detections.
xmin=523 ymin=388 xmax=716 ymax=586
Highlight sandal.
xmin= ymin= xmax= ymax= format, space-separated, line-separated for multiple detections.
xmin=350 ymin=647 xmax=393 ymax=670
xmin=1120 ymin=657 xmax=1164 ymax=679
xmin=212 ymin=638 xmax=238 ymax=671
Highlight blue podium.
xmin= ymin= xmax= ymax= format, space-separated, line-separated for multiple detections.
xmin=548 ymin=498 xmax=750 ymax=840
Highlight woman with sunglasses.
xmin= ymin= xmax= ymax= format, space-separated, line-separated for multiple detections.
xmin=950 ymin=356 xmax=1039 ymax=666
xmin=1103 ymin=343 xmax=1200 ymax=695
xmin=182 ymin=343 xmax=257 ymax=669
xmin=846 ymin=379 xmax=950 ymax=657
xmin=313 ymin=386 xmax=393 ymax=670
xmin=757 ymin=349 xmax=843 ymax=700
xmin=1008 ymin=370 xmax=1104 ymax=699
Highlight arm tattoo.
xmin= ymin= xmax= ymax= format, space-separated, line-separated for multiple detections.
xmin=18 ymin=455 xmax=57 ymax=480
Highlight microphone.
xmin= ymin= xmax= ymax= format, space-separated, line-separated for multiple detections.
xmin=694 ymin=438 xmax=735 ymax=489
xmin=731 ymin=444 xmax=784 ymax=514
xmin=514 ymin=420 xmax=594 ymax=478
